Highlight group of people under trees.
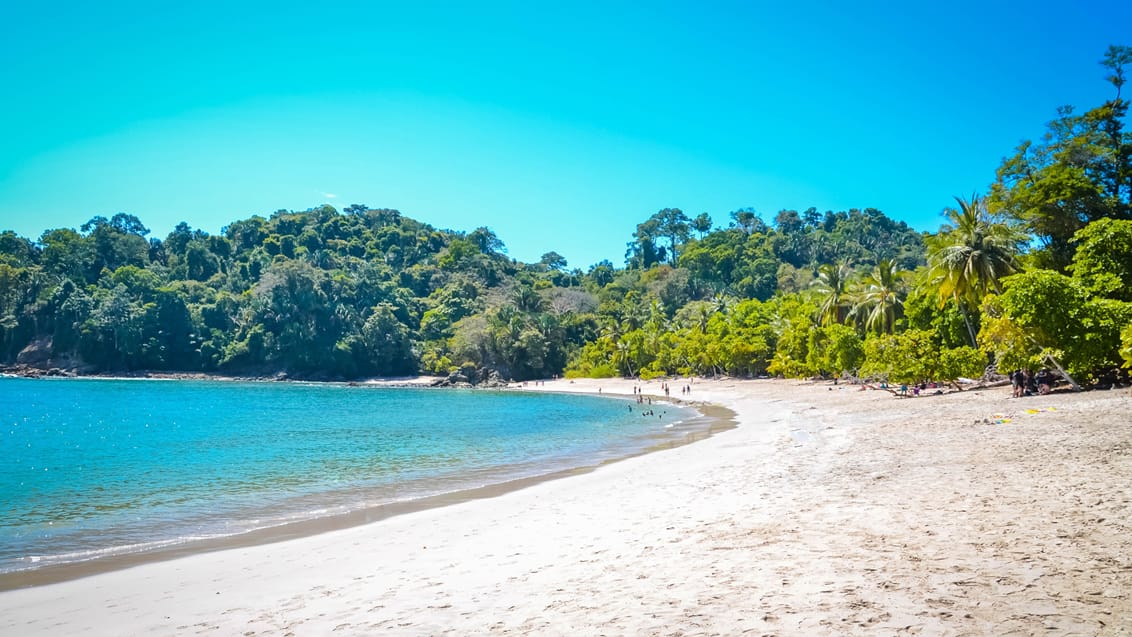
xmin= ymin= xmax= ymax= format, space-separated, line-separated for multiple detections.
xmin=1011 ymin=369 xmax=1056 ymax=397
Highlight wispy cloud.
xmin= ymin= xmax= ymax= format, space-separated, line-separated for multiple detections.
xmin=322 ymin=192 xmax=338 ymax=199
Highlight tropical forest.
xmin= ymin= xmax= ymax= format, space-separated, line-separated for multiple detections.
xmin=2 ymin=47 xmax=1131 ymax=388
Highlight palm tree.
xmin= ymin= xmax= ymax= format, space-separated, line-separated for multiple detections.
xmin=510 ymin=285 xmax=544 ymax=313
xmin=850 ymin=259 xmax=907 ymax=335
xmin=711 ymin=292 xmax=735 ymax=314
xmin=926 ymin=194 xmax=1021 ymax=345
xmin=619 ymin=304 xmax=647 ymax=333
xmin=811 ymin=262 xmax=852 ymax=326
xmin=613 ymin=338 xmax=636 ymax=378
xmin=694 ymin=302 xmax=713 ymax=333
xmin=598 ymin=315 xmax=622 ymax=342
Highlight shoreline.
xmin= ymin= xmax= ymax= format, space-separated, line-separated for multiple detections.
xmin=0 ymin=381 xmax=733 ymax=591
xmin=1 ymin=366 xmax=451 ymax=386
xmin=2 ymin=377 xmax=1129 ymax=634
xmin=2 ymin=366 xmax=518 ymax=390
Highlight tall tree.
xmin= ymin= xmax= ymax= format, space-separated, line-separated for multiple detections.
xmin=625 ymin=216 xmax=665 ymax=269
xmin=538 ymin=251 xmax=568 ymax=271
xmin=653 ymin=208 xmax=691 ymax=265
xmin=812 ymin=262 xmax=853 ymax=326
xmin=467 ymin=227 xmax=506 ymax=254
xmin=691 ymin=212 xmax=713 ymax=238
xmin=990 ymin=46 xmax=1132 ymax=270
xmin=729 ymin=208 xmax=766 ymax=235
xmin=1102 ymin=45 xmax=1132 ymax=100
xmin=926 ymin=194 xmax=1022 ymax=345
xmin=850 ymin=259 xmax=907 ymax=335
xmin=1101 ymin=45 xmax=1132 ymax=209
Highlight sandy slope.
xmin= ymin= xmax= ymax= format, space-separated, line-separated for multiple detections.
xmin=1 ymin=378 xmax=1129 ymax=636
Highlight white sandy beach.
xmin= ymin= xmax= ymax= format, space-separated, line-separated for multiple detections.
xmin=1 ymin=378 xmax=1130 ymax=635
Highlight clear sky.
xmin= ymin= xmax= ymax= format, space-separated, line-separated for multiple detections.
xmin=1 ymin=1 xmax=1129 ymax=269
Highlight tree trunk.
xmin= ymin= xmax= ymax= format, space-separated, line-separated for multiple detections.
xmin=1044 ymin=353 xmax=1081 ymax=391
xmin=957 ymin=298 xmax=978 ymax=348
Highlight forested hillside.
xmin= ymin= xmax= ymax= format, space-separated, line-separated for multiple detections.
xmin=2 ymin=47 xmax=1131 ymax=386
xmin=0 ymin=201 xmax=922 ymax=381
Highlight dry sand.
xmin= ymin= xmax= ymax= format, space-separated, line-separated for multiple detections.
xmin=1 ymin=378 xmax=1130 ymax=636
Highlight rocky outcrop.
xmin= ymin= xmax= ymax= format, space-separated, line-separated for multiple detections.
xmin=428 ymin=368 xmax=509 ymax=388
xmin=16 ymin=338 xmax=52 ymax=366
xmin=10 ymin=338 xmax=94 ymax=376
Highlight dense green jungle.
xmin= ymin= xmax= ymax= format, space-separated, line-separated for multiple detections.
xmin=3 ymin=47 xmax=1132 ymax=387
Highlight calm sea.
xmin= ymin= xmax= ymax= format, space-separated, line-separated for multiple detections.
xmin=0 ymin=377 xmax=700 ymax=575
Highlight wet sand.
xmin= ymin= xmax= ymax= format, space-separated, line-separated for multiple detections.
xmin=1 ymin=378 xmax=1129 ymax=635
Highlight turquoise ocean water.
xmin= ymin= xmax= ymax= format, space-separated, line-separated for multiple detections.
xmin=0 ymin=377 xmax=699 ymax=575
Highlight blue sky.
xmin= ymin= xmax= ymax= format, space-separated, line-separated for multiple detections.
xmin=1 ymin=1 xmax=1129 ymax=268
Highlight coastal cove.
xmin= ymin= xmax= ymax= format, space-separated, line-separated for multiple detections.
xmin=2 ymin=377 xmax=1129 ymax=634
xmin=0 ymin=376 xmax=720 ymax=588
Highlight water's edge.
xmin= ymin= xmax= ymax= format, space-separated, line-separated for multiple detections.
xmin=0 ymin=397 xmax=735 ymax=591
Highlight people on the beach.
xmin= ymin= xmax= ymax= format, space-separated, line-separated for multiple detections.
xmin=1036 ymin=369 xmax=1055 ymax=395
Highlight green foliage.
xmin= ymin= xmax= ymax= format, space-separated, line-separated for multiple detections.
xmin=0 ymin=231 xmax=37 ymax=266
xmin=937 ymin=346 xmax=987 ymax=383
xmin=1120 ymin=323 xmax=1132 ymax=369
xmin=860 ymin=330 xmax=938 ymax=384
xmin=807 ymin=323 xmax=864 ymax=377
xmin=903 ymin=286 xmax=971 ymax=349
xmin=849 ymin=259 xmax=910 ymax=335
xmin=812 ymin=262 xmax=852 ymax=326
xmin=924 ymin=194 xmax=1022 ymax=345
xmin=767 ymin=296 xmax=818 ymax=378
xmin=979 ymin=269 xmax=1132 ymax=382
xmin=858 ymin=329 xmax=984 ymax=385
xmin=1068 ymin=218 xmax=1132 ymax=300
xmin=627 ymin=208 xmax=691 ymax=269
xmin=989 ymin=50 xmax=1131 ymax=271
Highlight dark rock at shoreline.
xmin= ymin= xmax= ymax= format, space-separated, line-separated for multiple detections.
xmin=16 ymin=338 xmax=52 ymax=366
xmin=12 ymin=337 xmax=95 ymax=376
